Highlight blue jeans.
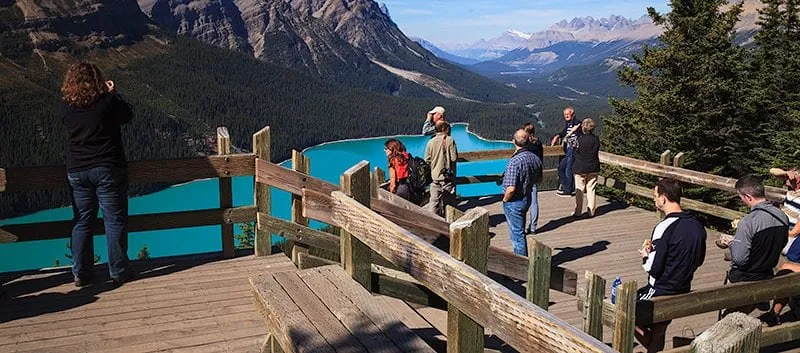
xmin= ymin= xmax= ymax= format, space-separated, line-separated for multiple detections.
xmin=503 ymin=197 xmax=531 ymax=256
xmin=558 ymin=146 xmax=575 ymax=194
xmin=526 ymin=184 xmax=539 ymax=234
xmin=67 ymin=166 xmax=131 ymax=280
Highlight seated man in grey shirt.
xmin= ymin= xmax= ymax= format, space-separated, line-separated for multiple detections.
xmin=725 ymin=175 xmax=789 ymax=315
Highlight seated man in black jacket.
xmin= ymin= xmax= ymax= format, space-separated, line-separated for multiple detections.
xmin=636 ymin=178 xmax=707 ymax=352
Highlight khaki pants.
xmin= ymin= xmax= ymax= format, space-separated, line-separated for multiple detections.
xmin=426 ymin=180 xmax=455 ymax=217
xmin=574 ymin=173 xmax=598 ymax=216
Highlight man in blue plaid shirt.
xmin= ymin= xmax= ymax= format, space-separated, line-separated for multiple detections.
xmin=502 ymin=129 xmax=543 ymax=256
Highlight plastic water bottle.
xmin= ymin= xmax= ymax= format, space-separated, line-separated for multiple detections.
xmin=610 ymin=276 xmax=622 ymax=304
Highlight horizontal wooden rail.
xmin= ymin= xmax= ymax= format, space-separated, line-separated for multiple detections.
xmin=257 ymin=213 xmax=340 ymax=253
xmin=329 ymin=190 xmax=613 ymax=353
xmin=454 ymin=169 xmax=557 ymax=185
xmin=597 ymin=176 xmax=746 ymax=221
xmin=642 ymin=272 xmax=800 ymax=325
xmin=599 ymin=152 xmax=785 ymax=202
xmin=577 ymin=272 xmax=800 ymax=327
xmin=2 ymin=206 xmax=256 ymax=242
xmin=288 ymin=165 xmax=578 ymax=295
xmin=2 ymin=154 xmax=256 ymax=193
xmin=458 ymin=146 xmax=563 ymax=162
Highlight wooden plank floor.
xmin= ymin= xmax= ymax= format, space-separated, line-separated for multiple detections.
xmin=0 ymin=252 xmax=297 ymax=353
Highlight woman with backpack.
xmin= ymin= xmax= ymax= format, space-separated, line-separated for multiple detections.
xmin=384 ymin=138 xmax=413 ymax=201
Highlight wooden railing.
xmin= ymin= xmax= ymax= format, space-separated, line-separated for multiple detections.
xmin=598 ymin=150 xmax=785 ymax=221
xmin=257 ymin=156 xmax=613 ymax=353
xmin=0 ymin=127 xmax=270 ymax=258
xmin=577 ymin=269 xmax=800 ymax=352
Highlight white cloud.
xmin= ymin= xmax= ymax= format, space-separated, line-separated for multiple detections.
xmin=452 ymin=9 xmax=566 ymax=28
xmin=399 ymin=9 xmax=436 ymax=15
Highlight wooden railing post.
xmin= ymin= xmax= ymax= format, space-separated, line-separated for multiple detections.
xmin=217 ymin=127 xmax=235 ymax=258
xmin=289 ymin=150 xmax=311 ymax=266
xmin=253 ymin=127 xmax=272 ymax=256
xmin=673 ymin=152 xmax=685 ymax=168
xmin=582 ymin=271 xmax=606 ymax=340
xmin=445 ymin=205 xmax=464 ymax=223
xmin=340 ymin=161 xmax=372 ymax=290
xmin=527 ymin=236 xmax=552 ymax=310
xmin=371 ymin=167 xmax=386 ymax=199
xmin=613 ymin=280 xmax=637 ymax=353
xmin=692 ymin=312 xmax=761 ymax=353
xmin=656 ymin=150 xmax=672 ymax=219
xmin=447 ymin=207 xmax=489 ymax=353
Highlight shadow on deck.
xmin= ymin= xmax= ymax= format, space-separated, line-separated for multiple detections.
xmin=0 ymin=250 xmax=297 ymax=353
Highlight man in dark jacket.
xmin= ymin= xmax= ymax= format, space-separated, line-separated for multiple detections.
xmin=550 ymin=107 xmax=581 ymax=197
xmin=636 ymin=178 xmax=707 ymax=353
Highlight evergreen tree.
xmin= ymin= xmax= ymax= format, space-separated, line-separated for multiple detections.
xmin=235 ymin=222 xmax=255 ymax=249
xmin=603 ymin=0 xmax=754 ymax=185
xmin=64 ymin=241 xmax=101 ymax=264
xmin=136 ymin=244 xmax=151 ymax=260
xmin=751 ymin=0 xmax=800 ymax=171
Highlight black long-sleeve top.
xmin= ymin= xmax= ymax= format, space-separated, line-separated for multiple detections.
xmin=642 ymin=212 xmax=707 ymax=294
xmin=572 ymin=133 xmax=600 ymax=174
xmin=60 ymin=93 xmax=133 ymax=172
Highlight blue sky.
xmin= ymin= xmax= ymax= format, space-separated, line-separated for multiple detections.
xmin=381 ymin=0 xmax=670 ymax=47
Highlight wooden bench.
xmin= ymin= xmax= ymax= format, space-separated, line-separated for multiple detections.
xmin=250 ymin=265 xmax=436 ymax=353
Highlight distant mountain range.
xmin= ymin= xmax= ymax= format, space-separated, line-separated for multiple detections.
xmin=408 ymin=0 xmax=764 ymax=99
xmin=442 ymin=14 xmax=660 ymax=62
xmin=425 ymin=0 xmax=762 ymax=71
xmin=411 ymin=37 xmax=479 ymax=66
xmin=135 ymin=0 xmax=517 ymax=102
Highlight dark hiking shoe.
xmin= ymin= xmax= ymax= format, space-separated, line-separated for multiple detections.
xmin=74 ymin=275 xmax=93 ymax=287
xmin=556 ymin=190 xmax=572 ymax=197
xmin=111 ymin=270 xmax=137 ymax=287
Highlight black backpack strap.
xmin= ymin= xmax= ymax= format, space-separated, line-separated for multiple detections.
xmin=752 ymin=207 xmax=789 ymax=228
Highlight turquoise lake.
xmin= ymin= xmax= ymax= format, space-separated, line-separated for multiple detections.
xmin=0 ymin=124 xmax=513 ymax=273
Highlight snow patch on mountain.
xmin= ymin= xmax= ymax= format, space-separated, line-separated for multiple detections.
xmin=371 ymin=60 xmax=479 ymax=102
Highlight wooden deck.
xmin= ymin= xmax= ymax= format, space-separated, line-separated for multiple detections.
xmin=1 ymin=191 xmax=799 ymax=352
xmin=0 ymin=252 xmax=297 ymax=353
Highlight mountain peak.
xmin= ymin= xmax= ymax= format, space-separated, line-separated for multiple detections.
xmin=379 ymin=2 xmax=390 ymax=18
xmin=505 ymin=29 xmax=532 ymax=40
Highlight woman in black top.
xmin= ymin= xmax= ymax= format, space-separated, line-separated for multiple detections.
xmin=572 ymin=118 xmax=601 ymax=217
xmin=61 ymin=62 xmax=134 ymax=287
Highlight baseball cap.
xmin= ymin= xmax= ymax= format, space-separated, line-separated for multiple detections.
xmin=428 ymin=106 xmax=446 ymax=115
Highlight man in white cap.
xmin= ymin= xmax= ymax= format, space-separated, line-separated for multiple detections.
xmin=423 ymin=106 xmax=446 ymax=136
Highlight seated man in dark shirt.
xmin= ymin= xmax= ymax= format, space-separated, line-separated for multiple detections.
xmin=636 ymin=178 xmax=707 ymax=352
